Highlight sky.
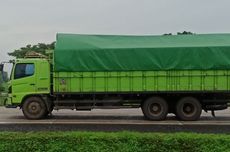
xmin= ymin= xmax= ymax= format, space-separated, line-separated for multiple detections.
xmin=0 ymin=0 xmax=230 ymax=62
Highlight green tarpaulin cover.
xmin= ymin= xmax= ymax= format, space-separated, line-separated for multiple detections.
xmin=54 ymin=33 xmax=230 ymax=72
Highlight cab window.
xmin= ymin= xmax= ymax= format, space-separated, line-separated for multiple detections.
xmin=14 ymin=63 xmax=34 ymax=79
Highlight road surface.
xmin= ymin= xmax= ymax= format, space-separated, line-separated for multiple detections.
xmin=0 ymin=107 xmax=230 ymax=133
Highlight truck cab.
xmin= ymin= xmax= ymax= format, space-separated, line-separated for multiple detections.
xmin=5 ymin=58 xmax=50 ymax=109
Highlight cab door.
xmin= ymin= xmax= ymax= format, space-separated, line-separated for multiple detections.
xmin=12 ymin=63 xmax=36 ymax=104
xmin=35 ymin=60 xmax=50 ymax=94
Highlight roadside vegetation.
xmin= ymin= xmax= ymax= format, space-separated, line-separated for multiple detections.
xmin=0 ymin=132 xmax=229 ymax=152
xmin=0 ymin=72 xmax=7 ymax=106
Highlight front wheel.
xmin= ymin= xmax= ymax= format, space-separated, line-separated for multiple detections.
xmin=142 ymin=97 xmax=168 ymax=120
xmin=22 ymin=97 xmax=48 ymax=120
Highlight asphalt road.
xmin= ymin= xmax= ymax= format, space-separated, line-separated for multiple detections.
xmin=1 ymin=107 xmax=230 ymax=133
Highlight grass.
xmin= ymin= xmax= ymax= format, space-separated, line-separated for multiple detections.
xmin=0 ymin=132 xmax=229 ymax=152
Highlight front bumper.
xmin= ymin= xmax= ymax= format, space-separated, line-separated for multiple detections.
xmin=4 ymin=94 xmax=17 ymax=108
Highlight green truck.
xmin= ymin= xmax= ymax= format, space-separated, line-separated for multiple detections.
xmin=1 ymin=33 xmax=230 ymax=120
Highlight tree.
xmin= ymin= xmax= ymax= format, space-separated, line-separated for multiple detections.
xmin=8 ymin=42 xmax=55 ymax=58
xmin=177 ymin=31 xmax=195 ymax=35
xmin=163 ymin=31 xmax=195 ymax=36
xmin=0 ymin=71 xmax=8 ymax=91
xmin=163 ymin=33 xmax=172 ymax=36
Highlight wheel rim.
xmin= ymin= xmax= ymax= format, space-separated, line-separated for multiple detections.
xmin=182 ymin=103 xmax=196 ymax=116
xmin=27 ymin=101 xmax=42 ymax=115
xmin=149 ymin=103 xmax=162 ymax=115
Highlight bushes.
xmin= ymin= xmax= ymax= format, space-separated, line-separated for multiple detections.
xmin=0 ymin=132 xmax=229 ymax=152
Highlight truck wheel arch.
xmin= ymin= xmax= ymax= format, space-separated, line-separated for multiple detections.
xmin=21 ymin=94 xmax=52 ymax=110
xmin=21 ymin=95 xmax=42 ymax=107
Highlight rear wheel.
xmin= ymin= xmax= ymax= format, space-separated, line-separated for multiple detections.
xmin=22 ymin=97 xmax=48 ymax=120
xmin=175 ymin=97 xmax=202 ymax=121
xmin=142 ymin=97 xmax=168 ymax=120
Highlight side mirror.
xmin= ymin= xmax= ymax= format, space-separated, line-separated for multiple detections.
xmin=0 ymin=64 xmax=3 ymax=72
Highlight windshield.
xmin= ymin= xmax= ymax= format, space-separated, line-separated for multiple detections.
xmin=14 ymin=63 xmax=34 ymax=79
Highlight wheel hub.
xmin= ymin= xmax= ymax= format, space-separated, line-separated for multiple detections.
xmin=32 ymin=106 xmax=36 ymax=110
xmin=152 ymin=105 xmax=159 ymax=112
xmin=185 ymin=106 xmax=192 ymax=112
xmin=183 ymin=103 xmax=195 ymax=115
xmin=150 ymin=103 xmax=162 ymax=114
xmin=28 ymin=102 xmax=41 ymax=114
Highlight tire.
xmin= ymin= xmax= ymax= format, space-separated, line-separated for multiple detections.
xmin=175 ymin=97 xmax=202 ymax=121
xmin=141 ymin=97 xmax=168 ymax=120
xmin=22 ymin=96 xmax=48 ymax=120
